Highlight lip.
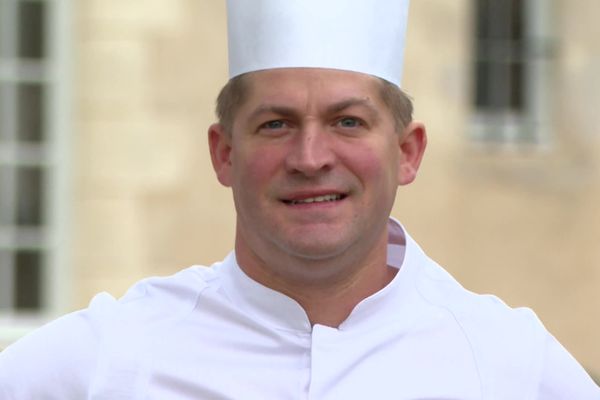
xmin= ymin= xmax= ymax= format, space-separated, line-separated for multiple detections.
xmin=279 ymin=190 xmax=348 ymax=205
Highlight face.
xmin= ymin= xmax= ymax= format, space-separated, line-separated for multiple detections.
xmin=209 ymin=68 xmax=425 ymax=276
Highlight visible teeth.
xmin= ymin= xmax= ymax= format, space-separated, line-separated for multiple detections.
xmin=290 ymin=194 xmax=341 ymax=205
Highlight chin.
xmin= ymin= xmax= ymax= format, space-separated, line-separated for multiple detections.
xmin=277 ymin=237 xmax=353 ymax=262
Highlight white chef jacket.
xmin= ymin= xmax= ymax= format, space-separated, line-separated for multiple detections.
xmin=0 ymin=220 xmax=598 ymax=399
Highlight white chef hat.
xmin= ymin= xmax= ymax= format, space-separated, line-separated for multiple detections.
xmin=226 ymin=0 xmax=410 ymax=87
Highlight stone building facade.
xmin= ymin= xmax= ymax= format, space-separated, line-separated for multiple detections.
xmin=1 ymin=0 xmax=599 ymax=378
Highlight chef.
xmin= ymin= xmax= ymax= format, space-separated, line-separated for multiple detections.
xmin=1 ymin=0 xmax=598 ymax=398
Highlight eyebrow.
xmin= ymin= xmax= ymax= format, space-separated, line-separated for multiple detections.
xmin=248 ymin=105 xmax=300 ymax=122
xmin=325 ymin=97 xmax=380 ymax=120
xmin=247 ymin=97 xmax=381 ymax=122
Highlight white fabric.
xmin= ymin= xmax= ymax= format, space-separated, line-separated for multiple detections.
xmin=1 ymin=220 xmax=598 ymax=399
xmin=226 ymin=0 xmax=410 ymax=86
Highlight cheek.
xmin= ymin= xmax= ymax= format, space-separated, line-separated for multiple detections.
xmin=338 ymin=142 xmax=398 ymax=185
xmin=233 ymin=146 xmax=284 ymax=188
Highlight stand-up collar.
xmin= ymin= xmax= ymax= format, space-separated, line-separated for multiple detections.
xmin=217 ymin=218 xmax=425 ymax=333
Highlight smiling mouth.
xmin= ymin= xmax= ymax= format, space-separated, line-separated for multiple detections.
xmin=282 ymin=194 xmax=346 ymax=205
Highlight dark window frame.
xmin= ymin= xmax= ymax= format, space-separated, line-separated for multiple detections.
xmin=1 ymin=0 xmax=70 ymax=334
xmin=471 ymin=0 xmax=555 ymax=146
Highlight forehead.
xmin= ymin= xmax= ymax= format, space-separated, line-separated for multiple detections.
xmin=241 ymin=68 xmax=385 ymax=108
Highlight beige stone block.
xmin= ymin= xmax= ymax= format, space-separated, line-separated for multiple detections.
xmin=78 ymin=40 xmax=148 ymax=117
xmin=76 ymin=119 xmax=198 ymax=189
xmin=138 ymin=182 xmax=236 ymax=276
xmin=73 ymin=194 xmax=143 ymax=287
xmin=84 ymin=0 xmax=187 ymax=33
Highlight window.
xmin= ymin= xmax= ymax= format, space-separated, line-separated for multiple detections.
xmin=0 ymin=0 xmax=70 ymax=344
xmin=471 ymin=0 xmax=554 ymax=146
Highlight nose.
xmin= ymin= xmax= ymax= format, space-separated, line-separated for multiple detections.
xmin=285 ymin=124 xmax=335 ymax=177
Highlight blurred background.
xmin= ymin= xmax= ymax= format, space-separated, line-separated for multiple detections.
xmin=0 ymin=0 xmax=599 ymax=379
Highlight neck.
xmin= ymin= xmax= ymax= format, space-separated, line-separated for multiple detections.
xmin=235 ymin=229 xmax=396 ymax=328
xmin=291 ymin=262 xmax=398 ymax=327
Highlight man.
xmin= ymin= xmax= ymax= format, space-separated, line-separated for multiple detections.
xmin=1 ymin=0 xmax=599 ymax=398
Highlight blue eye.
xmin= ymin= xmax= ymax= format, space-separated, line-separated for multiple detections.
xmin=262 ymin=120 xmax=285 ymax=129
xmin=338 ymin=117 xmax=361 ymax=128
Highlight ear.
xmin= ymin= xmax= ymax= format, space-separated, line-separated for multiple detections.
xmin=208 ymin=123 xmax=233 ymax=187
xmin=397 ymin=121 xmax=427 ymax=186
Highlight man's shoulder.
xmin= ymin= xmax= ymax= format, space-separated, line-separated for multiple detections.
xmin=414 ymin=256 xmax=546 ymax=344
xmin=0 ymin=260 xmax=228 ymax=398
xmin=82 ymin=260 xmax=230 ymax=335
xmin=118 ymin=264 xmax=219 ymax=310
xmin=411 ymin=256 xmax=550 ymax=394
xmin=398 ymin=225 xmax=542 ymax=332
